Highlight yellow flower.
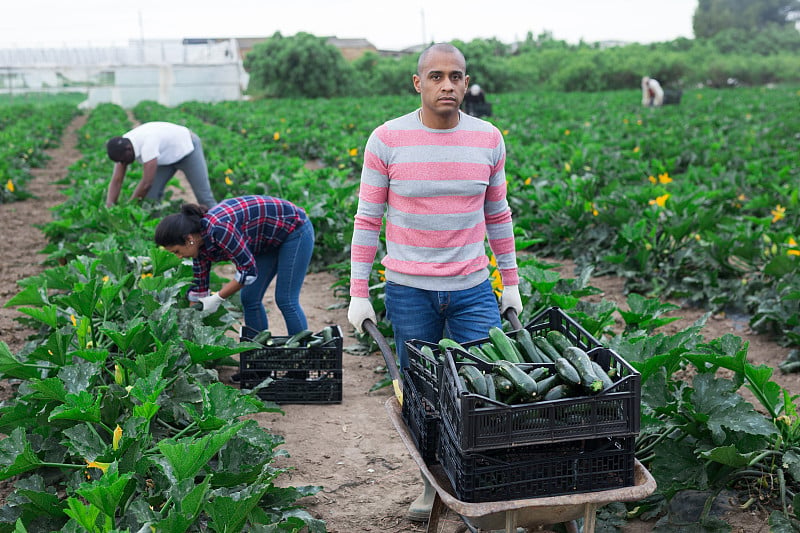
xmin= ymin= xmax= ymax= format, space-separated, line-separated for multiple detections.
xmin=771 ymin=204 xmax=786 ymax=223
xmin=378 ymin=269 xmax=386 ymax=282
xmin=349 ymin=148 xmax=358 ymax=157
xmin=225 ymin=176 xmax=233 ymax=186
xmin=564 ymin=162 xmax=571 ymax=172
xmin=86 ymin=460 xmax=110 ymax=473
xmin=240 ymin=128 xmax=247 ymax=134
xmin=273 ymin=132 xmax=280 ymax=141
xmin=623 ymin=118 xmax=629 ymax=125
xmin=224 ymin=168 xmax=234 ymax=175
xmin=5 ymin=180 xmax=14 ymax=192
xmin=102 ymin=275 xmax=109 ymax=283
xmin=564 ymin=129 xmax=570 ymax=136
xmin=113 ymin=425 xmax=122 ymax=450
xmin=141 ymin=273 xmax=153 ymax=278
xmin=648 ymin=194 xmax=670 ymax=207
xmin=524 ymin=177 xmax=532 ymax=186
xmin=788 ymin=238 xmax=800 ymax=256
xmin=738 ymin=193 xmax=747 ymax=201
xmin=70 ymin=314 xmax=77 ymax=327
xmin=633 ymin=146 xmax=640 ymax=153
xmin=502 ymin=129 xmax=509 ymax=136
xmin=591 ymin=203 xmax=599 ymax=216
xmin=636 ymin=120 xmax=642 ymax=126
xmin=648 ymin=175 xmax=656 ymax=184
xmin=658 ymin=173 xmax=672 ymax=184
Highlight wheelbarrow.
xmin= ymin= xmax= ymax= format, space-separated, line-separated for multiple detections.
xmin=363 ymin=311 xmax=657 ymax=533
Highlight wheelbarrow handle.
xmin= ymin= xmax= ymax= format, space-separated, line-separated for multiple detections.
xmin=504 ymin=307 xmax=524 ymax=331
xmin=362 ymin=318 xmax=401 ymax=385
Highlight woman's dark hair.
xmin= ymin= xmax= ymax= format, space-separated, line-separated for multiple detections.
xmin=154 ymin=203 xmax=209 ymax=247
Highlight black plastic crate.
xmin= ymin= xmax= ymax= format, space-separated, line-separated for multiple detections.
xmin=439 ymin=344 xmax=640 ymax=453
xmin=437 ymin=421 xmax=636 ymax=503
xmin=404 ymin=307 xmax=603 ymax=412
xmin=239 ymin=325 xmax=343 ymax=404
xmin=401 ymin=368 xmax=439 ymax=464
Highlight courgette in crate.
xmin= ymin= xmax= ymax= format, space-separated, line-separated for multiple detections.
xmin=488 ymin=327 xmax=522 ymax=363
xmin=483 ymin=373 xmax=497 ymax=401
xmin=458 ymin=365 xmax=488 ymax=396
xmin=591 ymin=361 xmax=615 ymax=390
xmin=562 ymin=346 xmax=603 ymax=392
xmin=321 ymin=326 xmax=335 ymax=343
xmin=480 ymin=343 xmax=501 ymax=361
xmin=495 ymin=360 xmax=538 ymax=398
xmin=420 ymin=344 xmax=436 ymax=360
xmin=532 ymin=335 xmax=561 ymax=362
xmin=543 ymin=383 xmax=572 ymax=401
xmin=516 ymin=328 xmax=546 ymax=363
xmin=546 ymin=330 xmax=573 ymax=355
xmin=251 ymin=329 xmax=272 ymax=345
xmin=438 ymin=337 xmax=468 ymax=356
xmin=554 ymin=357 xmax=582 ymax=386
xmin=285 ymin=329 xmax=314 ymax=348
xmin=528 ymin=366 xmax=549 ymax=381
xmin=534 ymin=374 xmax=560 ymax=395
xmin=468 ymin=345 xmax=494 ymax=364
xmin=492 ymin=374 xmax=514 ymax=395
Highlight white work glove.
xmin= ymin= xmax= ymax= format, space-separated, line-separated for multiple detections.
xmin=500 ymin=285 xmax=523 ymax=316
xmin=198 ymin=293 xmax=225 ymax=314
xmin=347 ymin=296 xmax=377 ymax=333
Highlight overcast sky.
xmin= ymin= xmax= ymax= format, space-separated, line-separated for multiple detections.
xmin=1 ymin=0 xmax=698 ymax=50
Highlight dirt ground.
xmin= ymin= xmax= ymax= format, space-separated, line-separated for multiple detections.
xmin=0 ymin=114 xmax=787 ymax=532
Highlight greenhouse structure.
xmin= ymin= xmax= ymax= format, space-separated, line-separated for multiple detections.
xmin=0 ymin=38 xmax=249 ymax=108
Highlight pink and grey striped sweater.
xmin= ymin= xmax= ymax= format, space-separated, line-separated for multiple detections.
xmin=350 ymin=110 xmax=519 ymax=298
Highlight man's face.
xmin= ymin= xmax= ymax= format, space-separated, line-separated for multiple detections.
xmin=413 ymin=50 xmax=469 ymax=122
xmin=114 ymin=141 xmax=135 ymax=165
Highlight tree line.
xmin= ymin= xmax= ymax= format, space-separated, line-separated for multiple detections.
xmin=244 ymin=1 xmax=800 ymax=99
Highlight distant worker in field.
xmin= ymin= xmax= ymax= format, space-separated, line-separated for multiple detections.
xmin=105 ymin=121 xmax=217 ymax=208
xmin=463 ymin=83 xmax=488 ymax=116
xmin=641 ymin=76 xmax=665 ymax=107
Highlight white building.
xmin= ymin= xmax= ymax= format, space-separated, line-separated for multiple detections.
xmin=0 ymin=38 xmax=249 ymax=108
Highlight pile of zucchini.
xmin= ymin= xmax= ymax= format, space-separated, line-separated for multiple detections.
xmin=434 ymin=328 xmax=620 ymax=405
xmin=250 ymin=326 xmax=338 ymax=348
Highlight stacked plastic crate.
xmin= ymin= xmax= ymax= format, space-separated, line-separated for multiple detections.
xmin=408 ymin=307 xmax=641 ymax=503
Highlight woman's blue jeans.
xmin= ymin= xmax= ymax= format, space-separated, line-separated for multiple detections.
xmin=385 ymin=279 xmax=501 ymax=370
xmin=241 ymin=220 xmax=314 ymax=335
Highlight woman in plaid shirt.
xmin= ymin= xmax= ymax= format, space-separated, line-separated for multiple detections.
xmin=155 ymin=195 xmax=315 ymax=338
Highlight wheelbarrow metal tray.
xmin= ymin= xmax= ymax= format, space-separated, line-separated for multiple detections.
xmin=437 ymin=420 xmax=636 ymax=503
xmin=439 ymin=346 xmax=640 ymax=453
xmin=239 ymin=325 xmax=343 ymax=404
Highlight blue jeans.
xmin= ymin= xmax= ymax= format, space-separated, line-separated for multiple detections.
xmin=241 ymin=220 xmax=314 ymax=335
xmin=385 ymin=279 xmax=500 ymax=369
xmin=147 ymin=133 xmax=217 ymax=208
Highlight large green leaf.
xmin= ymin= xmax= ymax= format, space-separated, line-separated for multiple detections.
xmin=48 ymin=391 xmax=102 ymax=424
xmin=183 ymin=382 xmax=274 ymax=431
xmin=0 ymin=342 xmax=41 ymax=380
xmin=0 ymin=428 xmax=44 ymax=480
xmin=156 ymin=422 xmax=245 ymax=482
xmin=75 ymin=465 xmax=134 ymax=519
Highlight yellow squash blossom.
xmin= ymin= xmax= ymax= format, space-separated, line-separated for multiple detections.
xmin=564 ymin=162 xmax=571 ymax=172
xmin=349 ymin=148 xmax=358 ymax=157
xmin=658 ymin=173 xmax=672 ymax=184
xmin=648 ymin=175 xmax=656 ymax=184
xmin=5 ymin=180 xmax=14 ymax=193
xmin=225 ymin=176 xmax=233 ymax=186
xmin=649 ymin=194 xmax=670 ymax=207
xmin=788 ymin=237 xmax=800 ymax=256
xmin=524 ymin=177 xmax=532 ymax=185
xmin=771 ymin=204 xmax=786 ymax=223
xmin=273 ymin=132 xmax=280 ymax=141
xmin=70 ymin=314 xmax=77 ymax=327
xmin=113 ymin=425 xmax=123 ymax=450
xmin=86 ymin=460 xmax=110 ymax=473
xmin=633 ymin=146 xmax=640 ymax=153
xmin=564 ymin=129 xmax=570 ymax=136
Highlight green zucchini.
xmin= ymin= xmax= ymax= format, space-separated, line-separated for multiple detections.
xmin=532 ymin=335 xmax=561 ymax=362
xmin=591 ymin=361 xmax=615 ymax=390
xmin=458 ymin=365 xmax=488 ymax=396
xmin=492 ymin=374 xmax=514 ymax=395
xmin=483 ymin=373 xmax=497 ymax=401
xmin=534 ymin=374 xmax=561 ymax=395
xmin=554 ymin=357 xmax=582 ymax=386
xmin=438 ymin=337 xmax=468 ymax=355
xmin=480 ymin=343 xmax=501 ymax=361
xmin=562 ymin=346 xmax=603 ymax=392
xmin=495 ymin=360 xmax=538 ymax=398
xmin=546 ymin=330 xmax=573 ymax=355
xmin=252 ymin=329 xmax=272 ymax=345
xmin=543 ymin=383 xmax=572 ymax=401
xmin=285 ymin=329 xmax=314 ymax=347
xmin=516 ymin=328 xmax=545 ymax=363
xmin=321 ymin=326 xmax=335 ymax=343
xmin=488 ymin=327 xmax=522 ymax=363
xmin=468 ymin=345 xmax=494 ymax=364
xmin=420 ymin=345 xmax=436 ymax=360
xmin=528 ymin=366 xmax=549 ymax=381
